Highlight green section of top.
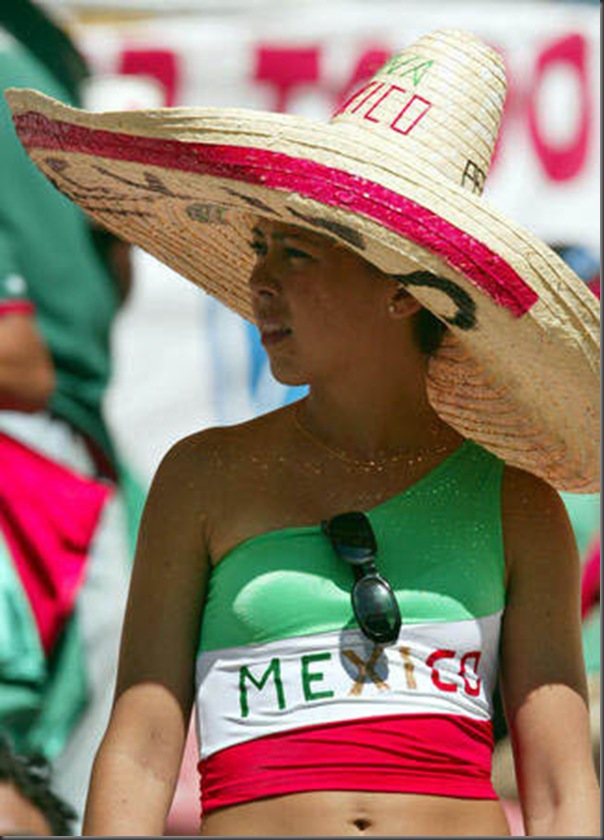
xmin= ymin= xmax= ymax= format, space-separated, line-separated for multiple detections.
xmin=199 ymin=441 xmax=506 ymax=653
xmin=0 ymin=36 xmax=119 ymax=463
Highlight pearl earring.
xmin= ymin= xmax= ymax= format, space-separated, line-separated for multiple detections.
xmin=388 ymin=301 xmax=397 ymax=314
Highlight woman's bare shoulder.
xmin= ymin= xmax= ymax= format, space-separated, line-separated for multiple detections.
xmin=502 ymin=464 xmax=566 ymax=524
xmin=501 ymin=463 xmax=578 ymax=578
xmin=154 ymin=406 xmax=294 ymax=491
xmin=501 ymin=463 xmax=566 ymax=518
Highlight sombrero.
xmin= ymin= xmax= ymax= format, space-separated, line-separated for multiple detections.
xmin=5 ymin=28 xmax=599 ymax=491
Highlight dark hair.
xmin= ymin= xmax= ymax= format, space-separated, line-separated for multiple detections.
xmin=414 ymin=307 xmax=447 ymax=355
xmin=0 ymin=734 xmax=77 ymax=836
xmin=0 ymin=0 xmax=88 ymax=105
xmin=387 ymin=271 xmax=449 ymax=356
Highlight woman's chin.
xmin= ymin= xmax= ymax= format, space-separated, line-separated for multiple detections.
xmin=268 ymin=363 xmax=308 ymax=388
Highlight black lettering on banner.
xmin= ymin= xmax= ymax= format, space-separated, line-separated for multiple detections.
xmin=287 ymin=207 xmax=366 ymax=250
xmin=394 ymin=270 xmax=477 ymax=330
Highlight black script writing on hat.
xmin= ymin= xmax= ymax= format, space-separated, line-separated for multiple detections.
xmin=93 ymin=165 xmax=195 ymax=200
xmin=461 ymin=160 xmax=486 ymax=195
xmin=186 ymin=203 xmax=227 ymax=224
xmin=42 ymin=156 xmax=155 ymax=218
xmin=395 ymin=270 xmax=477 ymax=330
xmin=223 ymin=187 xmax=278 ymax=215
xmin=44 ymin=156 xmax=115 ymax=198
xmin=287 ymin=207 xmax=366 ymax=250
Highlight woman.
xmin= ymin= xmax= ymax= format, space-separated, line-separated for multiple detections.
xmin=6 ymin=28 xmax=599 ymax=837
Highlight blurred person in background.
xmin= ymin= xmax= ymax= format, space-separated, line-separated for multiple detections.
xmin=0 ymin=733 xmax=76 ymax=836
xmin=0 ymin=0 xmax=143 ymax=829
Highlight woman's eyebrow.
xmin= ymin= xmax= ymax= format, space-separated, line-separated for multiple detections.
xmin=252 ymin=228 xmax=320 ymax=245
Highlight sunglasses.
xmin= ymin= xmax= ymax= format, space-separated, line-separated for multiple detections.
xmin=322 ymin=511 xmax=402 ymax=645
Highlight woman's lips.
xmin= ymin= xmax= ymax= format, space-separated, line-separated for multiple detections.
xmin=259 ymin=321 xmax=292 ymax=346
xmin=260 ymin=326 xmax=292 ymax=346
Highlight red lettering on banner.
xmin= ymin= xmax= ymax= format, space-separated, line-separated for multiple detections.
xmin=485 ymin=42 xmax=513 ymax=172
xmin=527 ymin=33 xmax=591 ymax=181
xmin=426 ymin=649 xmax=457 ymax=693
xmin=459 ymin=651 xmax=482 ymax=697
xmin=254 ymin=46 xmax=321 ymax=113
xmin=118 ymin=48 xmax=180 ymax=106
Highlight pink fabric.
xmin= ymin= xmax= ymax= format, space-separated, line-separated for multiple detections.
xmin=0 ymin=300 xmax=35 ymax=316
xmin=502 ymin=799 xmax=525 ymax=836
xmin=166 ymin=722 xmax=201 ymax=836
xmin=15 ymin=111 xmax=538 ymax=317
xmin=0 ymin=432 xmax=113 ymax=654
xmin=198 ymin=713 xmax=496 ymax=815
xmin=587 ymin=275 xmax=600 ymax=299
xmin=581 ymin=537 xmax=600 ymax=619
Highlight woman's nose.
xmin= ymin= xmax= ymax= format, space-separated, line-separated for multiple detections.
xmin=248 ymin=259 xmax=280 ymax=297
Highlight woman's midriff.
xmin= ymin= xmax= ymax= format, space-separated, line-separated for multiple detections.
xmin=199 ymin=790 xmax=512 ymax=837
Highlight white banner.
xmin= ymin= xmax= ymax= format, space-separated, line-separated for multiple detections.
xmin=70 ymin=2 xmax=599 ymax=481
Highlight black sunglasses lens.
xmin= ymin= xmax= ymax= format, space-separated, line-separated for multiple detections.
xmin=323 ymin=511 xmax=401 ymax=644
xmin=323 ymin=512 xmax=377 ymax=563
xmin=352 ymin=577 xmax=401 ymax=643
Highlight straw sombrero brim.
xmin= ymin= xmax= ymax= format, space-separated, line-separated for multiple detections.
xmin=5 ymin=88 xmax=600 ymax=491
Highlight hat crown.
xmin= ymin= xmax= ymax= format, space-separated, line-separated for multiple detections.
xmin=331 ymin=29 xmax=507 ymax=196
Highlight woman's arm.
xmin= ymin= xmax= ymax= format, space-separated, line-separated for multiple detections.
xmin=0 ymin=311 xmax=55 ymax=410
xmin=500 ymin=466 xmax=600 ymax=837
xmin=83 ymin=433 xmax=212 ymax=836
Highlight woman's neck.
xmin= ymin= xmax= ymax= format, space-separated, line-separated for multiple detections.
xmin=299 ymin=372 xmax=461 ymax=462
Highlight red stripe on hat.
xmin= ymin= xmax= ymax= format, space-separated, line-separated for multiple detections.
xmin=15 ymin=110 xmax=538 ymax=316
xmin=198 ymin=712 xmax=497 ymax=814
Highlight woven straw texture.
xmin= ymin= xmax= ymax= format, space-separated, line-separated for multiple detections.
xmin=5 ymin=29 xmax=600 ymax=491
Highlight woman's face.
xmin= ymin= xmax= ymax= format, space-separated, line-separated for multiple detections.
xmin=248 ymin=219 xmax=395 ymax=385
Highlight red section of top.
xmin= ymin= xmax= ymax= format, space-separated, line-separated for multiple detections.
xmin=198 ymin=712 xmax=496 ymax=815
xmin=14 ymin=109 xmax=539 ymax=316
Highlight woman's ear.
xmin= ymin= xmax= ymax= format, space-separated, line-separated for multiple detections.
xmin=387 ymin=284 xmax=422 ymax=319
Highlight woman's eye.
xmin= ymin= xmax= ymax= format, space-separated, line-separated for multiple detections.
xmin=249 ymin=240 xmax=266 ymax=256
xmin=285 ymin=247 xmax=312 ymax=261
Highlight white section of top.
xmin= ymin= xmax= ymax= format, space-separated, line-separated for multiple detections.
xmin=195 ymin=611 xmax=502 ymax=759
